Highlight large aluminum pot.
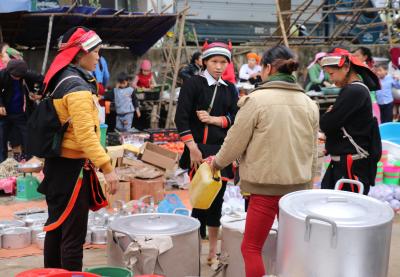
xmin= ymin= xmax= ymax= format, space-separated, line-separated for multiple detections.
xmin=30 ymin=224 xmax=44 ymax=243
xmin=2 ymin=227 xmax=31 ymax=249
xmin=277 ymin=189 xmax=394 ymax=277
xmin=36 ymin=232 xmax=46 ymax=250
xmin=108 ymin=213 xmax=200 ymax=277
xmin=220 ymin=214 xmax=278 ymax=277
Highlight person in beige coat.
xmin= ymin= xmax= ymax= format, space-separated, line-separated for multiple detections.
xmin=209 ymin=45 xmax=319 ymax=277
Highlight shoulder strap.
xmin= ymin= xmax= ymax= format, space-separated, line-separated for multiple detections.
xmin=49 ymin=75 xmax=83 ymax=97
xmin=207 ymin=83 xmax=219 ymax=114
xmin=351 ymin=81 xmax=370 ymax=92
xmin=341 ymin=127 xmax=369 ymax=158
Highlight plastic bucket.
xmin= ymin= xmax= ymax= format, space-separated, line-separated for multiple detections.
xmin=100 ymin=123 xmax=108 ymax=148
xmin=16 ymin=268 xmax=68 ymax=277
xmin=85 ymin=266 xmax=133 ymax=277
xmin=46 ymin=272 xmax=100 ymax=277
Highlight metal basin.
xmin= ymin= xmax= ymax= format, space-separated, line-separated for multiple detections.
xmin=2 ymin=227 xmax=31 ymax=249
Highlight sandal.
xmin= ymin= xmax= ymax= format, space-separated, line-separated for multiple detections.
xmin=207 ymin=256 xmax=218 ymax=266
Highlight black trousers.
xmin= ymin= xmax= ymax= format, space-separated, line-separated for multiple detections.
xmin=379 ymin=102 xmax=394 ymax=123
xmin=40 ymin=157 xmax=88 ymax=271
xmin=0 ymin=113 xmax=28 ymax=162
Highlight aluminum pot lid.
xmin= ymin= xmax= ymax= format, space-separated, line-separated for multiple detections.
xmin=2 ymin=227 xmax=31 ymax=235
xmin=24 ymin=213 xmax=48 ymax=223
xmin=0 ymin=220 xmax=25 ymax=229
xmin=110 ymin=213 xmax=200 ymax=236
xmin=280 ymin=190 xmax=394 ymax=227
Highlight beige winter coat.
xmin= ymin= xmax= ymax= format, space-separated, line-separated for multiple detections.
xmin=214 ymin=80 xmax=319 ymax=196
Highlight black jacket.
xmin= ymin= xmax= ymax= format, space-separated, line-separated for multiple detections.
xmin=0 ymin=68 xmax=43 ymax=114
xmin=178 ymin=63 xmax=201 ymax=83
xmin=320 ymin=82 xmax=373 ymax=155
xmin=175 ymin=75 xmax=238 ymax=172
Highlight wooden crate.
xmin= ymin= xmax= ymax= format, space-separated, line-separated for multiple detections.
xmin=130 ymin=177 xmax=165 ymax=203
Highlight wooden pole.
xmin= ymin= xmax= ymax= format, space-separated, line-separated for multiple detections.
xmin=192 ymin=25 xmax=200 ymax=50
xmin=276 ymin=0 xmax=289 ymax=47
xmin=165 ymin=6 xmax=187 ymax=128
xmin=386 ymin=8 xmax=393 ymax=48
xmin=41 ymin=14 xmax=54 ymax=75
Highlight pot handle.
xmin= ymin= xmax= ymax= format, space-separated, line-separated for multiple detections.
xmin=172 ymin=208 xmax=191 ymax=216
xmin=334 ymin=178 xmax=364 ymax=194
xmin=111 ymin=229 xmax=136 ymax=242
xmin=304 ymin=215 xmax=337 ymax=249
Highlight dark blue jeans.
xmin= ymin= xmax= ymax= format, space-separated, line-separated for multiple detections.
xmin=0 ymin=113 xmax=28 ymax=162
xmin=379 ymin=102 xmax=394 ymax=123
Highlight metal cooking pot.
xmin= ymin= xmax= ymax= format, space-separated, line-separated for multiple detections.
xmin=277 ymin=189 xmax=394 ymax=277
xmin=85 ymin=230 xmax=92 ymax=245
xmin=220 ymin=214 xmax=278 ymax=277
xmin=23 ymin=213 xmax=48 ymax=227
xmin=0 ymin=220 xmax=25 ymax=230
xmin=108 ymin=213 xmax=200 ymax=277
xmin=30 ymin=225 xmax=44 ymax=243
xmin=36 ymin=232 xmax=45 ymax=250
xmin=2 ymin=227 xmax=31 ymax=249
xmin=91 ymin=226 xmax=107 ymax=244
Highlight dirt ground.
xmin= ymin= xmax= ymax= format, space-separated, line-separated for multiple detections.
xmin=1 ymin=215 xmax=399 ymax=277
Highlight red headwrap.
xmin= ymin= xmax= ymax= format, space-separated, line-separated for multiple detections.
xmin=321 ymin=48 xmax=380 ymax=91
xmin=43 ymin=27 xmax=102 ymax=92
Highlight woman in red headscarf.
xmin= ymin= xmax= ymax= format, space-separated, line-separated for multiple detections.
xmin=320 ymin=48 xmax=381 ymax=195
xmin=37 ymin=26 xmax=118 ymax=271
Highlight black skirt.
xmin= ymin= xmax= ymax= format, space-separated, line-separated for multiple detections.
xmin=38 ymin=157 xmax=85 ymax=226
xmin=321 ymin=156 xmax=374 ymax=195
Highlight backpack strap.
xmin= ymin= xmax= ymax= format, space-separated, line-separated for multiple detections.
xmin=50 ymin=75 xmax=83 ymax=97
xmin=49 ymin=75 xmax=83 ymax=125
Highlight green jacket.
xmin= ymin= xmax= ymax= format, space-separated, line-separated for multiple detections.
xmin=306 ymin=63 xmax=330 ymax=91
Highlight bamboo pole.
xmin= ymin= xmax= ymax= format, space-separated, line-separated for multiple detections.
xmin=165 ymin=6 xmax=188 ymax=128
xmin=276 ymin=0 xmax=289 ymax=47
xmin=280 ymin=0 xmax=320 ymax=44
xmin=41 ymin=14 xmax=54 ymax=75
xmin=192 ymin=25 xmax=200 ymax=51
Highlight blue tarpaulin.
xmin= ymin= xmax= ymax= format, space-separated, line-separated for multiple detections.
xmin=0 ymin=6 xmax=177 ymax=56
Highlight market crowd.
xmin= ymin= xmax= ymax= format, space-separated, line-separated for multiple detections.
xmin=0 ymin=25 xmax=392 ymax=277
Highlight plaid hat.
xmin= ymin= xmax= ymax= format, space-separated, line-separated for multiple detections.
xmin=6 ymin=59 xmax=28 ymax=78
xmin=202 ymin=42 xmax=231 ymax=63
xmin=321 ymin=48 xmax=380 ymax=91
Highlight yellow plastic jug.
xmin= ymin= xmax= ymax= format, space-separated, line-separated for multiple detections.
xmin=189 ymin=163 xmax=222 ymax=209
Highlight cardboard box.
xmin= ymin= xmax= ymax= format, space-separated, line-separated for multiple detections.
xmin=106 ymin=145 xmax=125 ymax=168
xmin=130 ymin=177 xmax=165 ymax=203
xmin=139 ymin=142 xmax=178 ymax=170
xmin=106 ymin=181 xmax=131 ymax=208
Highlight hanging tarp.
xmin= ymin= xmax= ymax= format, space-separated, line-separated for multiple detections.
xmin=0 ymin=6 xmax=177 ymax=56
